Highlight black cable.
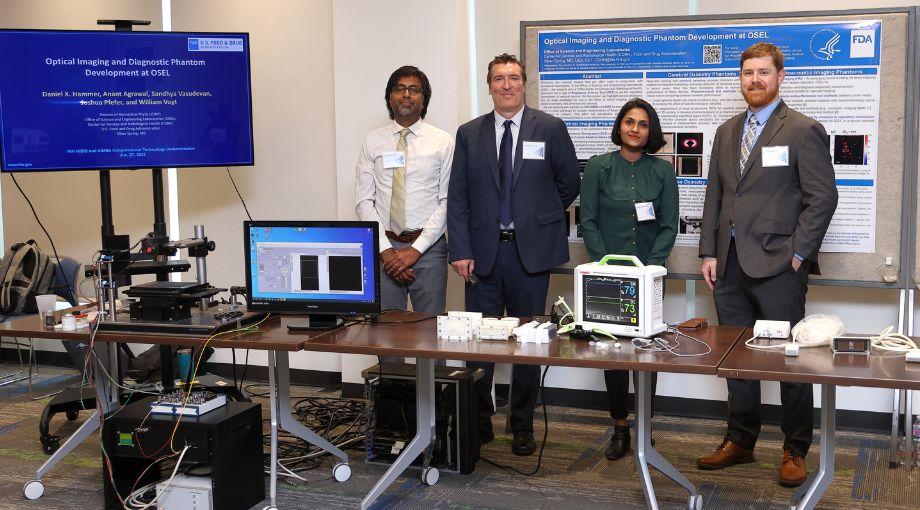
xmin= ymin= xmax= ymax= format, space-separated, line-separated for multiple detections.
xmin=238 ymin=348 xmax=251 ymax=394
xmin=375 ymin=310 xmax=437 ymax=323
xmin=231 ymin=348 xmax=238 ymax=391
xmin=8 ymin=173 xmax=75 ymax=303
xmin=479 ymin=366 xmax=551 ymax=476
xmin=254 ymin=394 xmax=371 ymax=475
xmin=226 ymin=166 xmax=253 ymax=221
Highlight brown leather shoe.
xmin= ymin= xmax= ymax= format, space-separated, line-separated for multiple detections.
xmin=696 ymin=439 xmax=755 ymax=470
xmin=779 ymin=450 xmax=807 ymax=487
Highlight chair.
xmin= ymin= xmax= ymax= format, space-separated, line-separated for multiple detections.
xmin=0 ymin=256 xmax=82 ymax=389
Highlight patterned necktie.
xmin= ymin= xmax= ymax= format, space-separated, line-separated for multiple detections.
xmin=499 ymin=119 xmax=513 ymax=225
xmin=389 ymin=128 xmax=410 ymax=234
xmin=739 ymin=114 xmax=758 ymax=175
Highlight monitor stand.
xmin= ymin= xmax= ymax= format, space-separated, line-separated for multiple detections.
xmin=287 ymin=314 xmax=343 ymax=331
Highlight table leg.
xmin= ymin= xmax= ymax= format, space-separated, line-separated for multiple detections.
xmin=889 ymin=389 xmax=901 ymax=468
xmin=275 ymin=351 xmax=350 ymax=464
xmin=360 ymin=357 xmax=436 ymax=510
xmin=24 ymin=340 xmax=116 ymax=500
xmin=906 ymin=390 xmax=914 ymax=470
xmin=790 ymin=384 xmax=836 ymax=510
xmin=634 ymin=370 xmax=701 ymax=510
xmin=264 ymin=350 xmax=280 ymax=510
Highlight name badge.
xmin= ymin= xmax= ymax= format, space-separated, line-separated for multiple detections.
xmin=522 ymin=141 xmax=545 ymax=160
xmin=761 ymin=146 xmax=789 ymax=167
xmin=634 ymin=202 xmax=656 ymax=222
xmin=382 ymin=151 xmax=406 ymax=168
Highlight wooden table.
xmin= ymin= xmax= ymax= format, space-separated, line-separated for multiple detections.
xmin=301 ymin=313 xmax=745 ymax=510
xmin=717 ymin=331 xmax=920 ymax=510
xmin=4 ymin=313 xmax=747 ymax=510
xmin=2 ymin=314 xmax=355 ymax=510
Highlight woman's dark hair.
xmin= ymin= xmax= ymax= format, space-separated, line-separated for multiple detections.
xmin=385 ymin=65 xmax=432 ymax=120
xmin=611 ymin=98 xmax=666 ymax=153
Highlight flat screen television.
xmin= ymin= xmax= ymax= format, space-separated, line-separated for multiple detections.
xmin=0 ymin=29 xmax=254 ymax=172
xmin=244 ymin=221 xmax=381 ymax=329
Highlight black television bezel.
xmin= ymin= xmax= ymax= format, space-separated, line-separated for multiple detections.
xmin=243 ymin=220 xmax=381 ymax=318
xmin=0 ymin=28 xmax=255 ymax=172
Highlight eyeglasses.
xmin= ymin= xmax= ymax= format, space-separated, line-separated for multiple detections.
xmin=392 ymin=85 xmax=423 ymax=96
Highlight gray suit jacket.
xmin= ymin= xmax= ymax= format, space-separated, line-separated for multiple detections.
xmin=699 ymin=100 xmax=838 ymax=278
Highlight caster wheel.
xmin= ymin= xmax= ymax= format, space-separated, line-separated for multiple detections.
xmin=332 ymin=462 xmax=351 ymax=482
xmin=23 ymin=480 xmax=44 ymax=500
xmin=688 ymin=494 xmax=703 ymax=510
xmin=66 ymin=409 xmax=79 ymax=421
xmin=421 ymin=466 xmax=440 ymax=486
xmin=41 ymin=436 xmax=60 ymax=455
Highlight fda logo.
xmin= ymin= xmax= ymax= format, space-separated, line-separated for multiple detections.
xmin=850 ymin=30 xmax=875 ymax=58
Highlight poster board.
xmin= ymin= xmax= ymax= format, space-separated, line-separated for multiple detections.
xmin=523 ymin=9 xmax=916 ymax=286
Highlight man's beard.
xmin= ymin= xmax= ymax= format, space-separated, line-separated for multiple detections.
xmin=742 ymin=87 xmax=777 ymax=108
xmin=396 ymin=103 xmax=416 ymax=118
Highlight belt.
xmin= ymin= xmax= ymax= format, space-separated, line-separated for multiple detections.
xmin=499 ymin=229 xmax=515 ymax=242
xmin=385 ymin=229 xmax=422 ymax=243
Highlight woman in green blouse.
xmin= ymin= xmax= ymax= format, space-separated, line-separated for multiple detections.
xmin=580 ymin=98 xmax=678 ymax=460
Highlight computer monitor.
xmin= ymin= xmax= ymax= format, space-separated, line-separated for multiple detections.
xmin=244 ymin=221 xmax=380 ymax=329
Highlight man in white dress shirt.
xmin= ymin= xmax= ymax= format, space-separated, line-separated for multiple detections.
xmin=355 ymin=65 xmax=454 ymax=321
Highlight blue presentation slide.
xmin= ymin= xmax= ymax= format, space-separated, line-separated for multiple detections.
xmin=0 ymin=30 xmax=254 ymax=171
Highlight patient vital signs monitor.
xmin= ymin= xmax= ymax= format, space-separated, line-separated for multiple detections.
xmin=574 ymin=255 xmax=666 ymax=337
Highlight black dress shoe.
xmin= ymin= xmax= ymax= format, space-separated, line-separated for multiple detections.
xmin=605 ymin=425 xmax=630 ymax=460
xmin=511 ymin=430 xmax=537 ymax=456
xmin=480 ymin=427 xmax=495 ymax=445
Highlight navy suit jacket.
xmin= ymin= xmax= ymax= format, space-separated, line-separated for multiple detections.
xmin=447 ymin=106 xmax=579 ymax=275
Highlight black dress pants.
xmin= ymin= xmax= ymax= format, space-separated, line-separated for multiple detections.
xmin=713 ymin=241 xmax=813 ymax=457
xmin=604 ymin=370 xmax=657 ymax=421
xmin=466 ymin=239 xmax=550 ymax=434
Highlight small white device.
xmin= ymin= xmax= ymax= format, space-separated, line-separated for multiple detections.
xmin=156 ymin=474 xmax=213 ymax=510
xmin=437 ymin=315 xmax=473 ymax=340
xmin=513 ymin=321 xmax=557 ymax=344
xmin=784 ymin=343 xmax=800 ymax=357
xmin=753 ymin=320 xmax=790 ymax=339
xmin=574 ymin=254 xmax=666 ymax=338
xmin=447 ymin=311 xmax=482 ymax=337
xmin=906 ymin=349 xmax=920 ymax=363
xmin=479 ymin=317 xmax=519 ymax=340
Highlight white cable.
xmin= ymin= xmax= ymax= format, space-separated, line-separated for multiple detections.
xmin=870 ymin=325 xmax=918 ymax=353
xmin=744 ymin=335 xmax=789 ymax=350
xmin=631 ymin=329 xmax=712 ymax=357
xmin=125 ymin=445 xmax=190 ymax=509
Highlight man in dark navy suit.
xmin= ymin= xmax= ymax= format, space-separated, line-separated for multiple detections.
xmin=447 ymin=53 xmax=579 ymax=456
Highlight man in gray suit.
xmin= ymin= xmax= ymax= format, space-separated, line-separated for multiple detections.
xmin=448 ymin=53 xmax=579 ymax=456
xmin=697 ymin=43 xmax=838 ymax=487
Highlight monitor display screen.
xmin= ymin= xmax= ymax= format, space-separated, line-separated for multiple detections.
xmin=581 ymin=274 xmax=639 ymax=326
xmin=244 ymin=221 xmax=380 ymax=317
xmin=0 ymin=30 xmax=254 ymax=172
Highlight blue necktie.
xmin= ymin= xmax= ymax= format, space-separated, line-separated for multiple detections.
xmin=499 ymin=119 xmax=513 ymax=225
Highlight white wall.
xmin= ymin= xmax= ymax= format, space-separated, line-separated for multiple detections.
xmin=331 ymin=0 xmax=470 ymax=382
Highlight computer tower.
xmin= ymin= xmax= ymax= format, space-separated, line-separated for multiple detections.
xmin=362 ymin=362 xmax=482 ymax=474
xmin=101 ymin=396 xmax=263 ymax=510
